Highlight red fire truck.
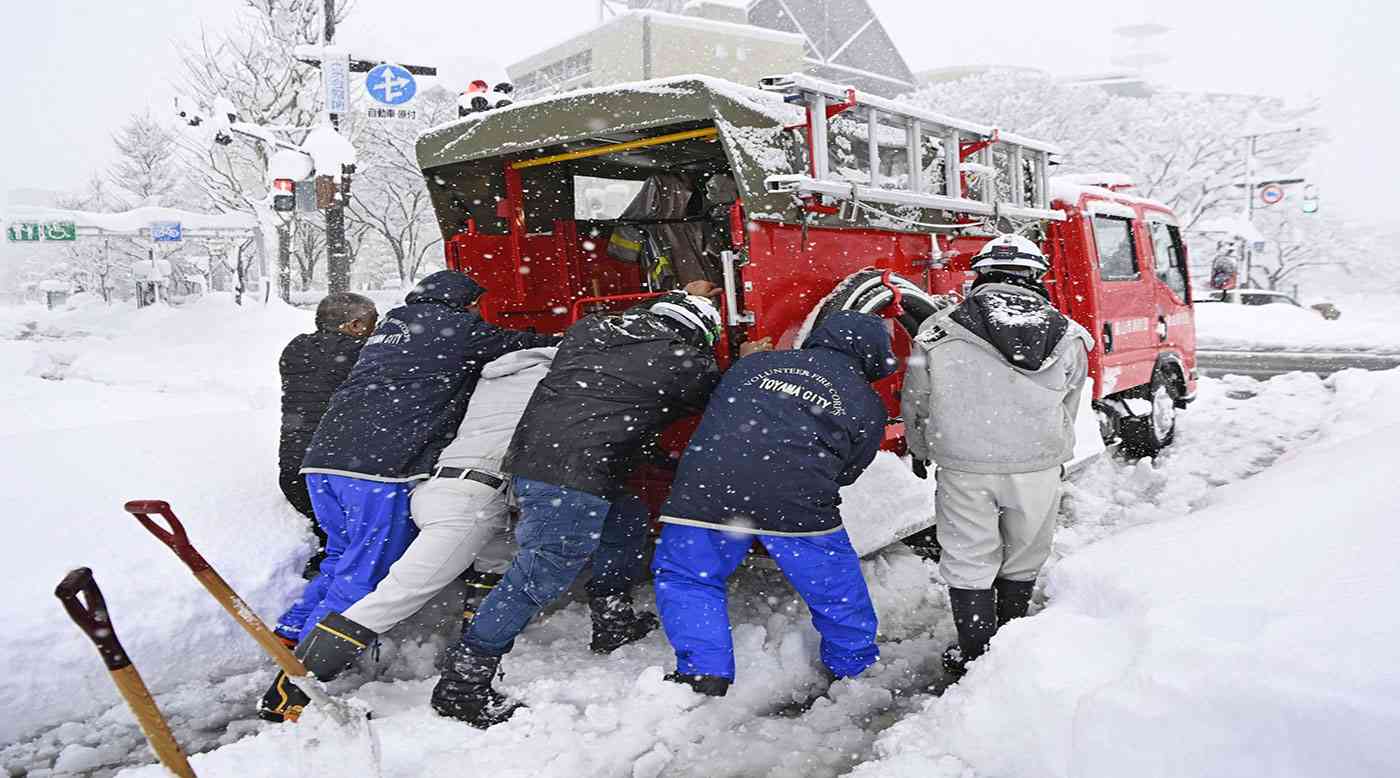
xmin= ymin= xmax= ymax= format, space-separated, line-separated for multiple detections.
xmin=414 ymin=73 xmax=1196 ymax=492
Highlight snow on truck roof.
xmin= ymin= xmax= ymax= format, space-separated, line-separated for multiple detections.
xmin=414 ymin=74 xmax=1072 ymax=236
xmin=1049 ymin=176 xmax=1175 ymax=220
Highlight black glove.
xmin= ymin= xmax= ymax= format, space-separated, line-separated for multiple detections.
xmin=911 ymin=459 xmax=929 ymax=480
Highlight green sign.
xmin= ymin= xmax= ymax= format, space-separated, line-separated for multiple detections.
xmin=5 ymin=221 xmax=76 ymax=241
xmin=7 ymin=223 xmax=41 ymax=241
xmin=44 ymin=222 xmax=77 ymax=241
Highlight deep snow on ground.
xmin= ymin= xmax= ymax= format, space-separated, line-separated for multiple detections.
xmin=1194 ymin=292 xmax=1400 ymax=353
xmin=2 ymin=296 xmax=1392 ymax=777
xmin=853 ymin=368 xmax=1400 ymax=778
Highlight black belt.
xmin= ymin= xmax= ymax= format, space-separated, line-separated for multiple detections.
xmin=432 ymin=467 xmax=504 ymax=489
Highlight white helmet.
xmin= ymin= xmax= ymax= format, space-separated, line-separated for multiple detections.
xmin=971 ymin=234 xmax=1049 ymax=276
xmin=651 ymin=294 xmax=723 ymax=346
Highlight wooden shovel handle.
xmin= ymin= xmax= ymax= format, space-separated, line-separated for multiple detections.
xmin=55 ymin=568 xmax=196 ymax=777
xmin=110 ymin=665 xmax=198 ymax=778
xmin=54 ymin=567 xmax=130 ymax=671
xmin=124 ymin=500 xmax=212 ymax=573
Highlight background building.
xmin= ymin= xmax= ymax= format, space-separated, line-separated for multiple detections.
xmin=510 ymin=0 xmax=917 ymax=99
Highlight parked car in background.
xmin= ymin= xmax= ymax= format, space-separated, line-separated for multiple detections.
xmin=1203 ymin=289 xmax=1341 ymax=320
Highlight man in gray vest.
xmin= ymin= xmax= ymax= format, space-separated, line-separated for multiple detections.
xmin=901 ymin=234 xmax=1093 ymax=681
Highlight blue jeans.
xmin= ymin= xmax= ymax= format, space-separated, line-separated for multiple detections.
xmin=653 ymin=523 xmax=879 ymax=682
xmin=459 ymin=477 xmax=650 ymax=656
xmin=276 ymin=473 xmax=417 ymax=642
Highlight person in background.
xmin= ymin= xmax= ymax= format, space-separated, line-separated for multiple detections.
xmin=258 ymin=270 xmax=559 ymax=723
xmin=900 ymin=234 xmax=1092 ymax=682
xmin=278 ymin=292 xmax=378 ymax=578
xmin=654 ymin=311 xmax=894 ymax=698
xmin=430 ymin=281 xmax=765 ymax=729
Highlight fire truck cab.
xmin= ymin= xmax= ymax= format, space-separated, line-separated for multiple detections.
xmin=414 ymin=73 xmax=1196 ymax=477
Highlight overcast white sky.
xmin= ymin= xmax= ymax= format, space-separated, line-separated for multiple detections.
xmin=3 ymin=0 xmax=1396 ymax=227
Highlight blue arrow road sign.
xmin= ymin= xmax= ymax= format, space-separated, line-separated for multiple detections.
xmin=366 ymin=64 xmax=417 ymax=106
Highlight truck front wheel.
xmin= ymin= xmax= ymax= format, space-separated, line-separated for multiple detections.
xmin=1120 ymin=365 xmax=1179 ymax=459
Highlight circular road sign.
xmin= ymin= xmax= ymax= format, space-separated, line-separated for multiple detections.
xmin=1260 ymin=184 xmax=1285 ymax=205
xmin=366 ymin=64 xmax=417 ymax=106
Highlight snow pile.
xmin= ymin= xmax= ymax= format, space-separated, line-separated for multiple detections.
xmin=1194 ymin=295 xmax=1400 ymax=353
xmin=852 ymin=367 xmax=1400 ymax=778
xmin=0 ymin=295 xmax=319 ymax=750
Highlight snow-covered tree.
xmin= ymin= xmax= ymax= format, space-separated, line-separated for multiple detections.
xmin=908 ymin=71 xmax=1324 ymax=231
xmin=109 ymin=112 xmax=180 ymax=208
xmin=53 ymin=177 xmax=134 ymax=303
xmin=1246 ymin=209 xmax=1366 ymax=291
xmin=176 ymin=0 xmax=350 ymax=299
xmin=345 ymin=86 xmax=455 ymax=285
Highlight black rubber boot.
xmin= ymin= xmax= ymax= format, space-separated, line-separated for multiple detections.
xmin=256 ymin=612 xmax=376 ymax=723
xmin=431 ymin=646 xmax=524 ymax=729
xmin=664 ymin=671 xmax=731 ymax=697
xmin=942 ymin=587 xmax=997 ymax=682
xmin=994 ymin=578 xmax=1036 ymax=627
xmin=589 ymin=593 xmax=660 ymax=654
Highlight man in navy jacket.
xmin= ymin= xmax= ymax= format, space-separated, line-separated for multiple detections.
xmin=259 ymin=270 xmax=557 ymax=723
xmin=654 ymin=311 xmax=895 ymax=696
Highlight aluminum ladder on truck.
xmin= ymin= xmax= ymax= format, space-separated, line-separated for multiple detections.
xmin=758 ymin=73 xmax=1065 ymax=225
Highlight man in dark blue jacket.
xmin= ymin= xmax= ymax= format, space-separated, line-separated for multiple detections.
xmin=654 ymin=311 xmax=895 ymax=696
xmin=259 ymin=270 xmax=557 ymax=723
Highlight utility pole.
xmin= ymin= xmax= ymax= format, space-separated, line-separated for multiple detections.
xmin=1238 ymin=127 xmax=1305 ymax=288
xmin=322 ymin=0 xmax=351 ymax=294
xmin=1241 ymin=134 xmax=1257 ymax=287
xmin=298 ymin=1 xmax=435 ymax=294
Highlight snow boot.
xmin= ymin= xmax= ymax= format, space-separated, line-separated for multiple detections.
xmin=431 ymin=645 xmax=524 ymax=728
xmin=994 ymin=578 xmax=1036 ymax=627
xmin=256 ymin=612 xmax=377 ymax=723
xmin=942 ymin=587 xmax=997 ymax=682
xmin=588 ymin=593 xmax=660 ymax=654
xmin=664 ymin=671 xmax=731 ymax=697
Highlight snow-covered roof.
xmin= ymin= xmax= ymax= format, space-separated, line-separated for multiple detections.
xmin=1 ymin=205 xmax=256 ymax=235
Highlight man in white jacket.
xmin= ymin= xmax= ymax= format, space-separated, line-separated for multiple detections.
xmin=261 ymin=347 xmax=657 ymax=722
xmin=901 ymin=234 xmax=1093 ymax=681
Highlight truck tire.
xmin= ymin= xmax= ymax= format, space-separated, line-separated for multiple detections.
xmin=805 ymin=269 xmax=953 ymax=340
xmin=1120 ymin=364 xmax=1179 ymax=459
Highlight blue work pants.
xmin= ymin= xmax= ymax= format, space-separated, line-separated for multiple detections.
xmin=653 ymin=523 xmax=878 ymax=682
xmin=275 ymin=473 xmax=417 ymax=642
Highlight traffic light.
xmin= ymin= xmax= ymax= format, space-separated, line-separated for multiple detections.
xmin=272 ymin=178 xmax=295 ymax=212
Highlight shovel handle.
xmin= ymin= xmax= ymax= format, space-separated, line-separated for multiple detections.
xmin=55 ymin=567 xmax=131 ymax=671
xmin=55 ymin=568 xmax=197 ymax=778
xmin=124 ymin=499 xmax=212 ymax=573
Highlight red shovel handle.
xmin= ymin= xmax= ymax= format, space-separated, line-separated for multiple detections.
xmin=123 ymin=500 xmax=211 ymax=573
xmin=55 ymin=567 xmax=132 ymax=671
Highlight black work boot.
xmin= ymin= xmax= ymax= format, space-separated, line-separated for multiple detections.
xmin=942 ymin=587 xmax=997 ymax=682
xmin=664 ymin=671 xmax=731 ymax=697
xmin=256 ymin=612 xmax=377 ymax=723
xmin=994 ymin=578 xmax=1036 ymax=627
xmin=588 ymin=593 xmax=660 ymax=654
xmin=431 ymin=645 xmax=524 ymax=728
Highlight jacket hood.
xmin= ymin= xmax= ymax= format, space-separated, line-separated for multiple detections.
xmin=950 ymin=283 xmax=1071 ymax=371
xmin=405 ymin=270 xmax=486 ymax=308
xmin=802 ymin=310 xmax=897 ymax=381
xmin=481 ymin=347 xmax=556 ymax=380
